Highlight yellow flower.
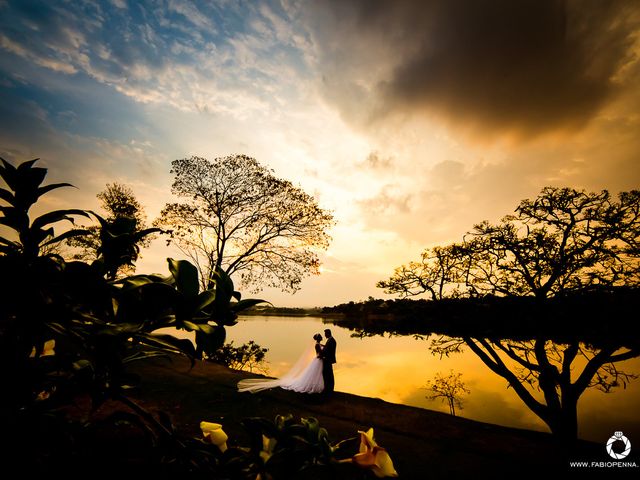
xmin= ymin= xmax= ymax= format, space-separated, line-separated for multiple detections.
xmin=351 ymin=428 xmax=398 ymax=478
xmin=29 ymin=339 xmax=56 ymax=358
xmin=358 ymin=428 xmax=377 ymax=453
xmin=260 ymin=434 xmax=277 ymax=463
xmin=200 ymin=421 xmax=228 ymax=452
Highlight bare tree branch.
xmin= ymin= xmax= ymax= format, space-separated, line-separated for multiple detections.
xmin=155 ymin=156 xmax=334 ymax=292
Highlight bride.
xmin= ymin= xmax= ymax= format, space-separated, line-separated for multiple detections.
xmin=237 ymin=333 xmax=325 ymax=394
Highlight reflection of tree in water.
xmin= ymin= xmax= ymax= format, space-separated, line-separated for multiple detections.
xmin=431 ymin=336 xmax=639 ymax=441
xmin=371 ymin=186 xmax=640 ymax=442
xmin=424 ymin=370 xmax=470 ymax=416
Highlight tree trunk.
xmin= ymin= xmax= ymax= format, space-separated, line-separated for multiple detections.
xmin=546 ymin=400 xmax=578 ymax=443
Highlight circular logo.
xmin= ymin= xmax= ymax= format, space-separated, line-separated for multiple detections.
xmin=606 ymin=431 xmax=631 ymax=460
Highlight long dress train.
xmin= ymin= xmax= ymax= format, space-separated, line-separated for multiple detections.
xmin=237 ymin=343 xmax=324 ymax=394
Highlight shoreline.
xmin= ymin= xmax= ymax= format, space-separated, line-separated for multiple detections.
xmin=125 ymin=355 xmax=606 ymax=477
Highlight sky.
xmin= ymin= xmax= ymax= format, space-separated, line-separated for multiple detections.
xmin=1 ymin=0 xmax=639 ymax=307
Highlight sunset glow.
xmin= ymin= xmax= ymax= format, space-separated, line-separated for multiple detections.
xmin=1 ymin=0 xmax=638 ymax=306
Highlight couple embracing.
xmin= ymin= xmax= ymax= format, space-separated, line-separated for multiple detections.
xmin=238 ymin=329 xmax=337 ymax=396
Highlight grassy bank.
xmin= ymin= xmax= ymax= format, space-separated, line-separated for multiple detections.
xmin=121 ymin=355 xmax=602 ymax=478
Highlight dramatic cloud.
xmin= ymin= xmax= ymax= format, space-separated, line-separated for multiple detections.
xmin=0 ymin=0 xmax=311 ymax=117
xmin=306 ymin=0 xmax=640 ymax=140
xmin=0 ymin=0 xmax=638 ymax=306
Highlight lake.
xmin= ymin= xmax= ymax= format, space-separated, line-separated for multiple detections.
xmin=169 ymin=315 xmax=640 ymax=443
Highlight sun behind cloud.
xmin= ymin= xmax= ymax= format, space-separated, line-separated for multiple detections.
xmin=0 ymin=0 xmax=639 ymax=306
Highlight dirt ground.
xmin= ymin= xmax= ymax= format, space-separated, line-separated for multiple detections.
xmin=120 ymin=355 xmax=607 ymax=478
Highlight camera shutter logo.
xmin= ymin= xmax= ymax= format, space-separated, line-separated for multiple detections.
xmin=606 ymin=431 xmax=631 ymax=460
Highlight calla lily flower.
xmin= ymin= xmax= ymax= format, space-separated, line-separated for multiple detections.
xmin=29 ymin=339 xmax=56 ymax=358
xmin=260 ymin=434 xmax=277 ymax=463
xmin=200 ymin=421 xmax=228 ymax=452
xmin=351 ymin=428 xmax=398 ymax=478
xmin=359 ymin=428 xmax=377 ymax=452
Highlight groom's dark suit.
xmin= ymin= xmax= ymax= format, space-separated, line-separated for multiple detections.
xmin=322 ymin=337 xmax=336 ymax=394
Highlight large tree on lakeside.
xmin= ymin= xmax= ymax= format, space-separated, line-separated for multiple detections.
xmin=155 ymin=155 xmax=334 ymax=292
xmin=379 ymin=187 xmax=640 ymax=300
xmin=379 ymin=186 xmax=640 ymax=442
xmin=377 ymin=244 xmax=469 ymax=300
xmin=464 ymin=187 xmax=640 ymax=299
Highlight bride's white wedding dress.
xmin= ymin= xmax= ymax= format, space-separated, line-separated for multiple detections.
xmin=237 ymin=343 xmax=324 ymax=394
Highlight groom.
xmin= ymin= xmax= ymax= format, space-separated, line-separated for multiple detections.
xmin=321 ymin=329 xmax=337 ymax=395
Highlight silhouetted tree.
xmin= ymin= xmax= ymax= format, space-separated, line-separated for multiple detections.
xmin=380 ymin=187 xmax=640 ymax=300
xmin=431 ymin=335 xmax=639 ymax=441
xmin=381 ymin=186 xmax=640 ymax=442
xmin=95 ymin=215 xmax=160 ymax=281
xmin=68 ymin=182 xmax=154 ymax=276
xmin=377 ymin=244 xmax=469 ymax=300
xmin=206 ymin=340 xmax=269 ymax=374
xmin=424 ymin=370 xmax=470 ymax=416
xmin=155 ymin=155 xmax=334 ymax=291
xmin=464 ymin=187 xmax=640 ymax=298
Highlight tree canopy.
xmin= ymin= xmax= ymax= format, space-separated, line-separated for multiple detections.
xmin=379 ymin=187 xmax=640 ymax=300
xmin=377 ymin=185 xmax=640 ymax=441
xmin=156 ymin=155 xmax=334 ymax=292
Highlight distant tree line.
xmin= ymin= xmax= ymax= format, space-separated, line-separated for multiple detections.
xmin=245 ymin=305 xmax=319 ymax=316
xmin=324 ymin=289 xmax=639 ymax=343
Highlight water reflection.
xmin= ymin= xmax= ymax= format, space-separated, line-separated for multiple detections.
xmin=168 ymin=315 xmax=640 ymax=442
xmin=430 ymin=335 xmax=640 ymax=441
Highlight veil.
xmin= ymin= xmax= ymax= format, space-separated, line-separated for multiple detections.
xmin=237 ymin=342 xmax=316 ymax=393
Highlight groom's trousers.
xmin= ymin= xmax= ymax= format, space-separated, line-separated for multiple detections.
xmin=322 ymin=362 xmax=334 ymax=394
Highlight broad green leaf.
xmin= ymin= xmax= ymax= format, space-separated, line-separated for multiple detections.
xmin=98 ymin=323 xmax=142 ymax=336
xmin=183 ymin=320 xmax=216 ymax=335
xmin=133 ymin=227 xmax=162 ymax=240
xmin=0 ymin=157 xmax=17 ymax=171
xmin=134 ymin=281 xmax=180 ymax=300
xmin=195 ymin=326 xmax=225 ymax=356
xmin=16 ymin=158 xmax=40 ymax=171
xmin=0 ymin=237 xmax=19 ymax=247
xmin=72 ymin=359 xmax=93 ymax=371
xmin=139 ymin=333 xmax=196 ymax=357
xmin=194 ymin=290 xmax=216 ymax=312
xmin=167 ymin=258 xmax=199 ymax=297
xmin=0 ymin=187 xmax=14 ymax=205
xmin=211 ymin=267 xmax=234 ymax=304
xmin=122 ymin=351 xmax=169 ymax=364
xmin=41 ymin=228 xmax=90 ymax=247
xmin=0 ymin=208 xmax=29 ymax=231
xmin=36 ymin=182 xmax=75 ymax=198
xmin=0 ymin=159 xmax=17 ymax=190
xmin=31 ymin=209 xmax=91 ymax=229
xmin=46 ymin=322 xmax=87 ymax=343
xmin=230 ymin=298 xmax=267 ymax=313
xmin=26 ymin=226 xmax=54 ymax=247
xmin=114 ymin=274 xmax=156 ymax=289
xmin=19 ymin=167 xmax=48 ymax=191
xmin=0 ymin=244 xmax=18 ymax=254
